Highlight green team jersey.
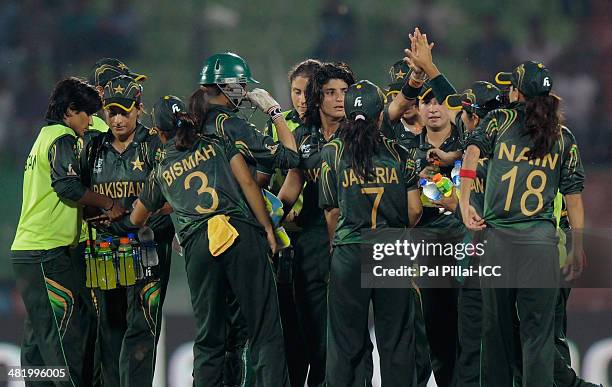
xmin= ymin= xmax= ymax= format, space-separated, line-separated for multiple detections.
xmin=414 ymin=122 xmax=464 ymax=228
xmin=12 ymin=122 xmax=85 ymax=254
xmin=466 ymin=102 xmax=585 ymax=229
xmin=292 ymin=124 xmax=335 ymax=229
xmin=201 ymin=104 xmax=300 ymax=176
xmin=80 ymin=123 xmax=174 ymax=240
xmin=380 ymin=106 xmax=421 ymax=149
xmin=90 ymin=114 xmax=109 ymax=133
xmin=140 ymin=135 xmax=258 ymax=244
xmin=259 ymin=109 xmax=302 ymax=179
xmin=319 ymin=136 xmax=419 ymax=245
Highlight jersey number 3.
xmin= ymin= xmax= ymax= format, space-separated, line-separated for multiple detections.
xmin=361 ymin=187 xmax=384 ymax=229
xmin=185 ymin=171 xmax=219 ymax=214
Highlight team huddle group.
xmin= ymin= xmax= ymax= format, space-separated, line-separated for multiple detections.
xmin=11 ymin=27 xmax=599 ymax=387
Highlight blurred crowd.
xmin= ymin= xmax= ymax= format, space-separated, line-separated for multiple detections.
xmin=0 ymin=0 xmax=610 ymax=166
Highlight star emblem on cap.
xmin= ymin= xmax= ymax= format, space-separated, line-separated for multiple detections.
xmin=113 ymin=84 xmax=125 ymax=94
xmin=395 ymin=69 xmax=406 ymax=80
xmin=131 ymin=156 xmax=144 ymax=171
xmin=117 ymin=62 xmax=127 ymax=70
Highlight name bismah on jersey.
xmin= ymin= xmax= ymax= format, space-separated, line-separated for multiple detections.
xmin=161 ymin=144 xmax=217 ymax=186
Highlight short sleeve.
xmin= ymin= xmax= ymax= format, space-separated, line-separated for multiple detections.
xmin=319 ymin=143 xmax=339 ymax=209
xmin=139 ymin=171 xmax=165 ymax=213
xmin=49 ymin=135 xmax=86 ymax=202
xmin=559 ymin=127 xmax=585 ymax=195
xmin=464 ymin=110 xmax=499 ymax=159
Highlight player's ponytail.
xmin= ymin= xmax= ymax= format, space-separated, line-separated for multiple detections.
xmin=172 ymin=113 xmax=199 ymax=151
xmin=524 ymin=93 xmax=563 ymax=159
xmin=188 ymin=86 xmax=223 ymax=128
xmin=338 ymin=114 xmax=380 ymax=181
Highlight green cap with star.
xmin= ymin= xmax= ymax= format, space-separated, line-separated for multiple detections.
xmin=103 ymin=75 xmax=143 ymax=112
xmin=444 ymin=81 xmax=502 ymax=118
xmin=344 ymin=80 xmax=385 ymax=121
xmin=495 ymin=61 xmax=552 ymax=98
xmin=89 ymin=58 xmax=147 ymax=87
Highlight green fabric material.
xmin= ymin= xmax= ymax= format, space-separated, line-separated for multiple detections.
xmin=318 ymin=137 xmax=418 ymax=245
xmin=466 ymin=105 xmax=585 ymax=229
xmin=12 ymin=124 xmax=82 ymax=251
xmin=183 ymin=219 xmax=288 ymax=386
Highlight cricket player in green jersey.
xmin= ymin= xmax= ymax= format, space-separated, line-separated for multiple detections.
xmin=319 ymin=80 xmax=423 ymax=386
xmin=260 ymin=59 xmax=323 ymax=387
xmin=278 ymin=62 xmax=357 ymax=386
xmin=129 ymin=108 xmax=289 ymax=387
xmin=459 ymin=61 xmax=586 ymax=387
xmin=383 ymin=59 xmax=424 ymax=149
xmin=192 ymin=52 xmax=299 ymax=387
xmin=11 ymin=77 xmax=126 ymax=386
xmin=79 ymin=76 xmax=174 ymax=387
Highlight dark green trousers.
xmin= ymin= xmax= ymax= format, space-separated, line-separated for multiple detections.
xmin=326 ymin=244 xmax=416 ymax=387
xmin=292 ymin=226 xmax=330 ymax=387
xmin=69 ymin=242 xmax=99 ymax=386
xmin=455 ymin=287 xmax=482 ymax=387
xmin=183 ymin=219 xmax=289 ymax=387
xmin=12 ymin=247 xmax=91 ymax=387
xmin=480 ymin=229 xmax=559 ymax=387
xmin=411 ymin=287 xmax=432 ymax=387
xmin=96 ymin=239 xmax=171 ymax=387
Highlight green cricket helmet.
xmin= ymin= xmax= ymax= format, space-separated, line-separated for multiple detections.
xmin=199 ymin=52 xmax=258 ymax=107
xmin=344 ymin=80 xmax=385 ymax=121
xmin=199 ymin=52 xmax=259 ymax=85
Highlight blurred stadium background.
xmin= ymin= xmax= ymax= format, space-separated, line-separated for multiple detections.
xmin=0 ymin=1 xmax=611 ymax=386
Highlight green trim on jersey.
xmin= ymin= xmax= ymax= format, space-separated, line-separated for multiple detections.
xmin=12 ymin=124 xmax=81 ymax=250
xmin=320 ymin=137 xmax=418 ymax=245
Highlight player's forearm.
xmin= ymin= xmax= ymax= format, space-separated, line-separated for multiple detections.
xmin=130 ymin=199 xmax=152 ymax=228
xmin=459 ymin=145 xmax=480 ymax=213
xmin=272 ymin=117 xmax=297 ymax=152
xmin=278 ymin=169 xmax=304 ymax=217
xmin=565 ymin=193 xmax=585 ymax=251
xmin=324 ymin=208 xmax=340 ymax=243
xmin=231 ymin=156 xmax=273 ymax=232
xmin=77 ymin=189 xmax=115 ymax=210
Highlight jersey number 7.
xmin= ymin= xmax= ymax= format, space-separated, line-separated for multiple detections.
xmin=361 ymin=187 xmax=384 ymax=229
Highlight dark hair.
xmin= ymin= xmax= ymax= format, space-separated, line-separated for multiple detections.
xmin=188 ymin=86 xmax=221 ymax=126
xmin=524 ymin=93 xmax=563 ymax=159
xmin=303 ymin=62 xmax=355 ymax=128
xmin=288 ymin=59 xmax=323 ymax=83
xmin=171 ymin=112 xmax=200 ymax=151
xmin=337 ymin=115 xmax=380 ymax=181
xmin=45 ymin=77 xmax=102 ymax=122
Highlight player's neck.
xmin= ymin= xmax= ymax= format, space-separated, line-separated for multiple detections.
xmin=425 ymin=123 xmax=451 ymax=148
xmin=320 ymin=115 xmax=341 ymax=141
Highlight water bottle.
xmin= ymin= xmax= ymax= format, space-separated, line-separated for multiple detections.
xmin=419 ymin=178 xmax=442 ymax=201
xmin=118 ymin=237 xmax=136 ymax=286
xmin=97 ymin=241 xmax=117 ymax=290
xmin=432 ymin=173 xmax=453 ymax=197
xmin=451 ymin=160 xmax=462 ymax=187
xmin=85 ymin=240 xmax=98 ymax=288
xmin=138 ymin=227 xmax=159 ymax=267
xmin=128 ymin=233 xmax=144 ymax=280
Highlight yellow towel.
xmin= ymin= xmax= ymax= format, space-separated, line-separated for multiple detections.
xmin=208 ymin=215 xmax=239 ymax=257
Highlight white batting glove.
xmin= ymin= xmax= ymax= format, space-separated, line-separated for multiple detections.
xmin=247 ymin=88 xmax=283 ymax=121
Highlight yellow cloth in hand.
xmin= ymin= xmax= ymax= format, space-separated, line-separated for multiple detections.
xmin=208 ymin=215 xmax=239 ymax=257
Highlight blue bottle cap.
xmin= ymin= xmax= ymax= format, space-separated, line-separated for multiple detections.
xmin=454 ymin=160 xmax=462 ymax=168
xmin=419 ymin=178 xmax=428 ymax=187
xmin=127 ymin=233 xmax=135 ymax=239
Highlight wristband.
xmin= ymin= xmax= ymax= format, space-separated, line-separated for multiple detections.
xmin=410 ymin=70 xmax=428 ymax=83
xmin=268 ymin=106 xmax=283 ymax=121
xmin=401 ymin=79 xmax=422 ymax=100
xmin=459 ymin=169 xmax=477 ymax=179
